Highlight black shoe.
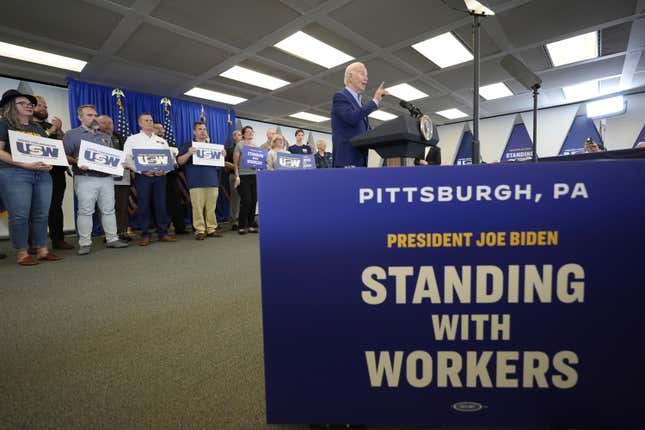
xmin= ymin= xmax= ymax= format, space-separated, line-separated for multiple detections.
xmin=174 ymin=229 xmax=189 ymax=235
xmin=118 ymin=234 xmax=132 ymax=242
xmin=0 ymin=253 xmax=6 ymax=259
xmin=231 ymin=224 xmax=239 ymax=231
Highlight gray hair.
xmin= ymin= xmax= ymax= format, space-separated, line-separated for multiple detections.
xmin=344 ymin=62 xmax=364 ymax=86
xmin=77 ymin=104 xmax=97 ymax=116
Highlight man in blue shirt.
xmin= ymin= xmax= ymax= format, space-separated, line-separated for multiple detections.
xmin=177 ymin=122 xmax=225 ymax=240
xmin=63 ymin=104 xmax=128 ymax=255
xmin=331 ymin=62 xmax=388 ymax=167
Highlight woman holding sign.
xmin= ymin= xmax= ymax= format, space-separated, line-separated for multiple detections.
xmin=0 ymin=90 xmax=62 ymax=265
xmin=233 ymin=125 xmax=263 ymax=235
xmin=266 ymin=134 xmax=289 ymax=170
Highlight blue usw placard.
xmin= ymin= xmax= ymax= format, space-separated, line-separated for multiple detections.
xmin=241 ymin=145 xmax=267 ymax=170
xmin=257 ymin=160 xmax=645 ymax=427
xmin=275 ymin=152 xmax=316 ymax=170
xmin=132 ymin=148 xmax=174 ymax=171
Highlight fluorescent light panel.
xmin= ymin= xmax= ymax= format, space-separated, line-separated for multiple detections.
xmin=220 ymin=65 xmax=289 ymax=90
xmin=274 ymin=31 xmax=354 ymax=69
xmin=412 ymin=32 xmax=473 ymax=68
xmin=562 ymin=80 xmax=599 ymax=102
xmin=385 ymin=83 xmax=428 ymax=101
xmin=546 ymin=31 xmax=598 ymax=67
xmin=368 ymin=110 xmax=398 ymax=121
xmin=184 ymin=87 xmax=247 ymax=105
xmin=586 ymin=96 xmax=625 ymax=118
xmin=289 ymin=112 xmax=330 ymax=122
xmin=436 ymin=108 xmax=468 ymax=119
xmin=479 ymin=82 xmax=513 ymax=100
xmin=0 ymin=41 xmax=86 ymax=72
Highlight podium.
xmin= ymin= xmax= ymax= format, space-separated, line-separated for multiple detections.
xmin=350 ymin=116 xmax=439 ymax=167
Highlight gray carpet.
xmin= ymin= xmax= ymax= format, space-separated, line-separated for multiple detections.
xmin=0 ymin=233 xmax=557 ymax=430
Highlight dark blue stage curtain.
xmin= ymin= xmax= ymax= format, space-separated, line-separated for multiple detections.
xmin=67 ymin=78 xmax=237 ymax=224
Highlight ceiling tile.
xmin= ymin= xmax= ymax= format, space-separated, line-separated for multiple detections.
xmin=236 ymin=97 xmax=308 ymax=117
xmin=118 ymin=24 xmax=230 ymax=76
xmin=275 ymin=81 xmax=335 ymax=106
xmin=0 ymin=0 xmax=122 ymax=50
xmin=431 ymin=59 xmax=509 ymax=91
xmin=497 ymin=0 xmax=637 ymax=47
xmin=392 ymin=47 xmax=441 ymax=74
xmin=454 ymin=25 xmax=501 ymax=57
xmin=601 ymin=22 xmax=631 ymax=56
xmin=257 ymin=47 xmax=326 ymax=75
xmin=519 ymin=47 xmax=551 ymax=72
xmin=329 ymin=0 xmax=465 ymax=48
xmin=540 ymin=55 xmax=625 ymax=89
xmin=300 ymin=22 xmax=369 ymax=59
xmin=151 ymin=0 xmax=300 ymax=49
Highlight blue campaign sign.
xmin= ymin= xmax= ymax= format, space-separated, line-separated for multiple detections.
xmin=454 ymin=130 xmax=473 ymax=165
xmin=560 ymin=116 xmax=602 ymax=156
xmin=501 ymin=123 xmax=533 ymax=162
xmin=257 ymin=161 xmax=645 ymax=427
xmin=132 ymin=148 xmax=174 ymax=171
xmin=241 ymin=145 xmax=268 ymax=170
xmin=275 ymin=152 xmax=316 ymax=170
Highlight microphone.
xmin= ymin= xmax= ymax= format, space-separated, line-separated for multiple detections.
xmin=399 ymin=100 xmax=423 ymax=118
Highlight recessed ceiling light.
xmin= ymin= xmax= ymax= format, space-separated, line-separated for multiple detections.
xmin=586 ymin=95 xmax=625 ymax=118
xmin=289 ymin=112 xmax=330 ymax=122
xmin=184 ymin=87 xmax=247 ymax=105
xmin=411 ymin=32 xmax=473 ymax=68
xmin=436 ymin=108 xmax=468 ymax=119
xmin=546 ymin=31 xmax=598 ymax=67
xmin=479 ymin=82 xmax=513 ymax=100
xmin=368 ymin=110 xmax=398 ymax=121
xmin=0 ymin=41 xmax=86 ymax=72
xmin=274 ymin=31 xmax=354 ymax=69
xmin=220 ymin=65 xmax=289 ymax=90
xmin=562 ymin=80 xmax=599 ymax=102
xmin=385 ymin=83 xmax=428 ymax=101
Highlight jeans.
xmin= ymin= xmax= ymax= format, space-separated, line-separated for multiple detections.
xmin=0 ymin=166 xmax=52 ymax=251
xmin=74 ymin=175 xmax=118 ymax=247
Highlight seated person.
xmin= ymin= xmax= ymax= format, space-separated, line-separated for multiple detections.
xmin=583 ymin=137 xmax=605 ymax=153
xmin=314 ymin=139 xmax=333 ymax=168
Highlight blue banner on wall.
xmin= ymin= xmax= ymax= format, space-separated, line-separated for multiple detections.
xmin=501 ymin=123 xmax=533 ymax=162
xmin=275 ymin=152 xmax=316 ymax=170
xmin=241 ymin=146 xmax=267 ymax=170
xmin=257 ymin=161 xmax=645 ymax=427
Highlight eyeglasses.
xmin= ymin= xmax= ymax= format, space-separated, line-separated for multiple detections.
xmin=15 ymin=102 xmax=35 ymax=108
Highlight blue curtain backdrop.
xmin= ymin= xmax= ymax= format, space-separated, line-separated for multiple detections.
xmin=559 ymin=115 xmax=602 ymax=156
xmin=67 ymin=78 xmax=237 ymax=226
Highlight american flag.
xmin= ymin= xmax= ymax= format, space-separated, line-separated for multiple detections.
xmin=111 ymin=88 xmax=131 ymax=138
xmin=160 ymin=97 xmax=175 ymax=145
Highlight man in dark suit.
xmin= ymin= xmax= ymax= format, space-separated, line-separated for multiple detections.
xmin=331 ymin=62 xmax=388 ymax=167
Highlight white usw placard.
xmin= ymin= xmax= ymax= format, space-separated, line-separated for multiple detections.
xmin=8 ymin=130 xmax=69 ymax=166
xmin=78 ymin=139 xmax=125 ymax=176
xmin=192 ymin=142 xmax=225 ymax=167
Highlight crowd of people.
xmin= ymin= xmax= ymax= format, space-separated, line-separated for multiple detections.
xmin=0 ymin=89 xmax=336 ymax=265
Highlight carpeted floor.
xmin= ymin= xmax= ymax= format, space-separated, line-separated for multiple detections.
xmin=0 ymin=232 xmax=557 ymax=430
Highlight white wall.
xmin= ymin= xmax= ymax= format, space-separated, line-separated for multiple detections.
xmin=603 ymin=92 xmax=645 ymax=150
xmin=0 ymin=77 xmax=74 ymax=239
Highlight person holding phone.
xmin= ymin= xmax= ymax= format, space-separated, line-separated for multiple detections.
xmin=331 ymin=62 xmax=388 ymax=167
